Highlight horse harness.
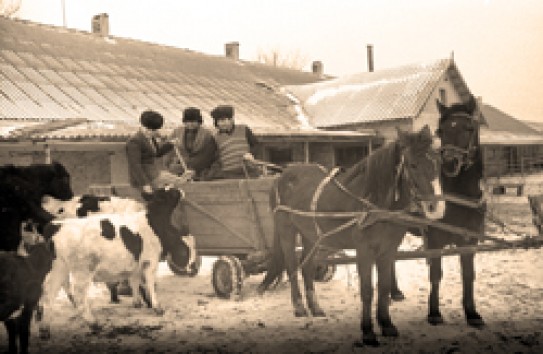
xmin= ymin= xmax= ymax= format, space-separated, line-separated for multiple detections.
xmin=440 ymin=114 xmax=479 ymax=177
xmin=272 ymin=152 xmax=423 ymax=268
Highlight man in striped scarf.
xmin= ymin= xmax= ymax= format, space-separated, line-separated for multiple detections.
xmin=210 ymin=105 xmax=259 ymax=179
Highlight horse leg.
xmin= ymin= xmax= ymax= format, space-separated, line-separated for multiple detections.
xmin=390 ymin=262 xmax=405 ymax=301
xmin=460 ymin=253 xmax=485 ymax=328
xmin=300 ymin=241 xmax=325 ymax=317
xmin=376 ymin=255 xmax=399 ymax=337
xmin=281 ymin=228 xmax=308 ymax=317
xmin=427 ymin=256 xmax=444 ymax=325
xmin=356 ymin=250 xmax=379 ymax=346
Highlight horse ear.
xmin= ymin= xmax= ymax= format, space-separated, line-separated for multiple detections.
xmin=395 ymin=126 xmax=406 ymax=139
xmin=436 ymin=99 xmax=446 ymax=116
xmin=420 ymin=124 xmax=431 ymax=138
xmin=466 ymin=94 xmax=477 ymax=114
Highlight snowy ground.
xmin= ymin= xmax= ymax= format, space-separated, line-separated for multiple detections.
xmin=2 ymin=201 xmax=543 ymax=353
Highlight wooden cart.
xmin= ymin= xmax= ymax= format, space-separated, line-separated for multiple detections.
xmin=180 ymin=177 xmax=337 ymax=298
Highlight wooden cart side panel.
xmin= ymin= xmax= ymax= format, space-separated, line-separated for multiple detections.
xmin=181 ymin=178 xmax=276 ymax=253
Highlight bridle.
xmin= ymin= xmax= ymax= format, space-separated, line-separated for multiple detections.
xmin=393 ymin=148 xmax=440 ymax=213
xmin=439 ymin=114 xmax=479 ymax=178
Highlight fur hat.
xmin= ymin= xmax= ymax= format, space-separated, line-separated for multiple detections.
xmin=140 ymin=110 xmax=164 ymax=130
xmin=182 ymin=107 xmax=203 ymax=123
xmin=211 ymin=105 xmax=234 ymax=120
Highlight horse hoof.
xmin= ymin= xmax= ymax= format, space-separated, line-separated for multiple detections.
xmin=467 ymin=317 xmax=485 ymax=329
xmin=310 ymin=309 xmax=326 ymax=317
xmin=381 ymin=326 xmax=399 ymax=337
xmin=427 ymin=315 xmax=444 ymax=326
xmin=154 ymin=307 xmax=165 ymax=316
xmin=294 ymin=309 xmax=308 ymax=317
xmin=356 ymin=334 xmax=380 ymax=347
xmin=390 ymin=291 xmax=406 ymax=301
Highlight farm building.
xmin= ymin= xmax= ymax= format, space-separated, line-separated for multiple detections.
xmin=0 ymin=15 xmax=379 ymax=194
xmin=286 ymin=56 xmax=543 ymax=195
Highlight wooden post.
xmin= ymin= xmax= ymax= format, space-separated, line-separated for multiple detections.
xmin=44 ymin=144 xmax=51 ymax=164
xmin=304 ymin=141 xmax=310 ymax=163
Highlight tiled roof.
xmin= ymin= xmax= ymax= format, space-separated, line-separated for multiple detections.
xmin=0 ymin=17 xmax=326 ymax=138
xmin=286 ymin=58 xmax=470 ymax=128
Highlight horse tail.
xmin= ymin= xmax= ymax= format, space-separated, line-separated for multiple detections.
xmin=258 ymin=180 xmax=285 ymax=293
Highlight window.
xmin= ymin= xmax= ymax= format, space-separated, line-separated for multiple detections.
xmin=335 ymin=145 xmax=369 ymax=169
xmin=439 ymin=88 xmax=447 ymax=105
xmin=267 ymin=147 xmax=293 ymax=167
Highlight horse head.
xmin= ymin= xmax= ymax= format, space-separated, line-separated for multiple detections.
xmin=436 ymin=96 xmax=481 ymax=178
xmin=396 ymin=125 xmax=445 ymax=220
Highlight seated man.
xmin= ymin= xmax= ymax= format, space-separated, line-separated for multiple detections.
xmin=210 ymin=105 xmax=259 ymax=179
xmin=164 ymin=107 xmax=217 ymax=181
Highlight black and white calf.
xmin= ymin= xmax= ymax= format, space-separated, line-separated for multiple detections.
xmin=38 ymin=188 xmax=194 ymax=338
xmin=42 ymin=193 xmax=196 ymax=303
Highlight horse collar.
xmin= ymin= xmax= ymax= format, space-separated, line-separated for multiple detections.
xmin=310 ymin=168 xmax=341 ymax=213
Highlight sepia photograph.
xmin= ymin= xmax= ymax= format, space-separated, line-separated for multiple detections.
xmin=1 ymin=0 xmax=543 ymax=353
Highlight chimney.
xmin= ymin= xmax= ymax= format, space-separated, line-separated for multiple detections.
xmin=92 ymin=13 xmax=109 ymax=37
xmin=312 ymin=61 xmax=323 ymax=76
xmin=367 ymin=44 xmax=374 ymax=72
xmin=225 ymin=42 xmax=240 ymax=60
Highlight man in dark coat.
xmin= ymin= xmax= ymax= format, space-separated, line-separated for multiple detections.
xmin=164 ymin=107 xmax=217 ymax=181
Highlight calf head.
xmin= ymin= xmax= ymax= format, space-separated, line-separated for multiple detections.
xmin=42 ymin=194 xmax=106 ymax=218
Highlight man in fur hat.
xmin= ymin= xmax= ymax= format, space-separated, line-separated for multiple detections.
xmin=164 ymin=107 xmax=217 ymax=181
xmin=210 ymin=104 xmax=259 ymax=179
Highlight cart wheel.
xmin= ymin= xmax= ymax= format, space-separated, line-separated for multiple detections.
xmin=212 ymin=256 xmax=244 ymax=299
xmin=314 ymin=263 xmax=336 ymax=282
xmin=167 ymin=255 xmax=202 ymax=277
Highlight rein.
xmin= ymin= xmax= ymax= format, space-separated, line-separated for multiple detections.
xmin=440 ymin=121 xmax=479 ymax=177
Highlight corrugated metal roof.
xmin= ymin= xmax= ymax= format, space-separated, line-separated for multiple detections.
xmin=286 ymin=59 xmax=454 ymax=128
xmin=0 ymin=16 xmax=327 ymax=139
xmin=479 ymin=103 xmax=543 ymax=145
xmin=480 ymin=104 xmax=540 ymax=136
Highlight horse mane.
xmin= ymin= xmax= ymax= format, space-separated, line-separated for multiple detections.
xmin=340 ymin=141 xmax=399 ymax=208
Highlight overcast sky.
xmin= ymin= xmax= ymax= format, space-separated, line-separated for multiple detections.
xmin=12 ymin=0 xmax=543 ymax=122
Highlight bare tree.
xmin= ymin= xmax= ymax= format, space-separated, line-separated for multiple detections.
xmin=0 ymin=0 xmax=21 ymax=17
xmin=256 ymin=47 xmax=309 ymax=70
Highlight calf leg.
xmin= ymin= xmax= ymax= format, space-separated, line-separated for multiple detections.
xmin=5 ymin=319 xmax=18 ymax=353
xmin=140 ymin=260 xmax=163 ymax=315
xmin=106 ymin=282 xmax=120 ymax=303
xmin=18 ymin=304 xmax=34 ymax=354
xmin=70 ymin=271 xmax=95 ymax=324
xmin=39 ymin=259 xmax=70 ymax=340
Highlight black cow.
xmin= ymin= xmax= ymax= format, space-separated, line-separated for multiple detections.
xmin=0 ymin=162 xmax=73 ymax=253
xmin=0 ymin=241 xmax=54 ymax=354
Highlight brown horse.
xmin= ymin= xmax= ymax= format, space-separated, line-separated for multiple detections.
xmin=390 ymin=96 xmax=486 ymax=329
xmin=257 ymin=125 xmax=445 ymax=346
